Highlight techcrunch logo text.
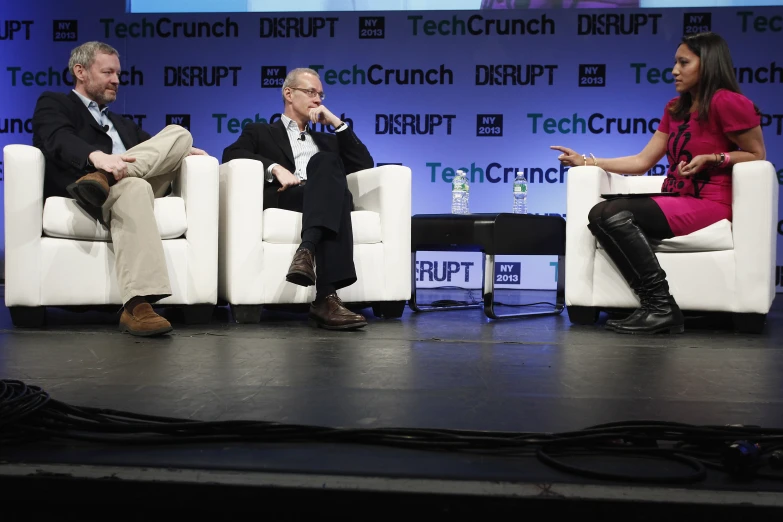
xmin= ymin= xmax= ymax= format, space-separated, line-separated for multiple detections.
xmin=528 ymin=113 xmax=660 ymax=134
xmin=309 ymin=64 xmax=453 ymax=85
xmin=632 ymin=62 xmax=783 ymax=84
xmin=0 ymin=117 xmax=33 ymax=134
xmin=213 ymin=113 xmax=353 ymax=133
xmin=409 ymin=14 xmax=555 ymax=36
xmin=7 ymin=66 xmax=143 ymax=86
xmin=428 ymin=162 xmax=570 ymax=184
xmin=100 ymin=17 xmax=239 ymax=38
xmin=738 ymin=11 xmax=782 ymax=33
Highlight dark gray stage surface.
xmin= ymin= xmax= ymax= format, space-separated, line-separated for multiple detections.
xmin=1 ymin=287 xmax=782 ymax=519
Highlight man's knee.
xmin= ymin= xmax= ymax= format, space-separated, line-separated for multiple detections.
xmin=163 ymin=124 xmax=192 ymax=139
xmin=308 ymin=151 xmax=344 ymax=175
xmin=163 ymin=125 xmax=194 ymax=149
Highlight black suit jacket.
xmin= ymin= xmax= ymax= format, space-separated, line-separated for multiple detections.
xmin=221 ymin=119 xmax=374 ymax=209
xmin=32 ymin=91 xmax=152 ymax=199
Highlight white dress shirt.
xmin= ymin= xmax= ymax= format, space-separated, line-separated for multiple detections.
xmin=266 ymin=114 xmax=349 ymax=183
xmin=72 ymin=89 xmax=126 ymax=155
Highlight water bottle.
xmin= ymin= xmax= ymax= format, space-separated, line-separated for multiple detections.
xmin=451 ymin=169 xmax=470 ymax=214
xmin=512 ymin=171 xmax=528 ymax=214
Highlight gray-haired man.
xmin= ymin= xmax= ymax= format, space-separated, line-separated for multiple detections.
xmin=32 ymin=41 xmax=208 ymax=336
xmin=222 ymin=68 xmax=375 ymax=330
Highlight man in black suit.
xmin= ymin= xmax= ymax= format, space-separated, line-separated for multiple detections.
xmin=32 ymin=41 xmax=207 ymax=336
xmin=222 ymin=68 xmax=374 ymax=330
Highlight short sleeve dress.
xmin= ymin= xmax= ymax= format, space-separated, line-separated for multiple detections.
xmin=652 ymin=89 xmax=761 ymax=236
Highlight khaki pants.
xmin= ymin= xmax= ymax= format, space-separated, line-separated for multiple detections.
xmin=101 ymin=125 xmax=193 ymax=304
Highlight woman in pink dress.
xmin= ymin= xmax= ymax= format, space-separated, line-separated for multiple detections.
xmin=551 ymin=32 xmax=766 ymax=335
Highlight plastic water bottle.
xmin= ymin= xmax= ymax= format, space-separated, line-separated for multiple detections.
xmin=451 ymin=169 xmax=470 ymax=214
xmin=512 ymin=171 xmax=528 ymax=214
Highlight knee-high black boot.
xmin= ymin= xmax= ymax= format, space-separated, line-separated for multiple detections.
xmin=593 ymin=211 xmax=684 ymax=335
xmin=588 ymin=219 xmax=644 ymax=330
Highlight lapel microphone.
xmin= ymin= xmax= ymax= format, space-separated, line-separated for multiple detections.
xmin=102 ymin=125 xmax=109 ymax=132
xmin=298 ymin=131 xmax=306 ymax=141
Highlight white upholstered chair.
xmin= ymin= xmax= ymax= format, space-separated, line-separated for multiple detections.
xmin=218 ymin=159 xmax=411 ymax=322
xmin=3 ymin=144 xmax=219 ymax=326
xmin=565 ymin=161 xmax=778 ymax=333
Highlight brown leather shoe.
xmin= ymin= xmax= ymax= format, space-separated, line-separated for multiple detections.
xmin=119 ymin=303 xmax=173 ymax=337
xmin=66 ymin=171 xmax=111 ymax=208
xmin=309 ymin=294 xmax=367 ymax=330
xmin=286 ymin=248 xmax=316 ymax=287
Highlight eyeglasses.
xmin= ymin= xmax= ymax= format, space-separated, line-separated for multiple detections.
xmin=289 ymin=87 xmax=325 ymax=101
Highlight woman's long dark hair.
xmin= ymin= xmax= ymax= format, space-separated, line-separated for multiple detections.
xmin=669 ymin=32 xmax=759 ymax=121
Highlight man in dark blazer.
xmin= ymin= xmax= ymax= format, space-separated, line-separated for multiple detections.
xmin=222 ymin=68 xmax=374 ymax=330
xmin=32 ymin=41 xmax=206 ymax=336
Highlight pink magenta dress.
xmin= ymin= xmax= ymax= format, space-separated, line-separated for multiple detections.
xmin=651 ymin=89 xmax=761 ymax=236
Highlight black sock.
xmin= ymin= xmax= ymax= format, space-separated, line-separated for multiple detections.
xmin=124 ymin=296 xmax=146 ymax=315
xmin=315 ymin=284 xmax=336 ymax=303
xmin=299 ymin=227 xmax=324 ymax=254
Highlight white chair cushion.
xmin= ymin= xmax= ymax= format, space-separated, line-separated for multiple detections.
xmin=42 ymin=196 xmax=187 ymax=241
xmin=262 ymin=208 xmax=382 ymax=245
xmin=596 ymin=219 xmax=734 ymax=253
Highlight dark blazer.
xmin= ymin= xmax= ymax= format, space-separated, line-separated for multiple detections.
xmin=221 ymin=119 xmax=374 ymax=209
xmin=32 ymin=91 xmax=152 ymax=199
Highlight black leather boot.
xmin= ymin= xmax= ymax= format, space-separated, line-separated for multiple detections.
xmin=596 ymin=211 xmax=684 ymax=335
xmin=588 ymin=219 xmax=644 ymax=330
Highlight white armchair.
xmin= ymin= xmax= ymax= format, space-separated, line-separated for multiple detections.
xmin=218 ymin=159 xmax=411 ymax=323
xmin=3 ymin=144 xmax=219 ymax=327
xmin=565 ymin=161 xmax=778 ymax=333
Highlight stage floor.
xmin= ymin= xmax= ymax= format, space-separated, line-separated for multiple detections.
xmin=2 ymin=287 xmax=783 ymax=518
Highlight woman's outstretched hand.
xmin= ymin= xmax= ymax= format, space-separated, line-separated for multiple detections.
xmin=550 ymin=146 xmax=583 ymax=167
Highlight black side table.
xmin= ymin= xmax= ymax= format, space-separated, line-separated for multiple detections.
xmin=410 ymin=213 xmax=565 ymax=319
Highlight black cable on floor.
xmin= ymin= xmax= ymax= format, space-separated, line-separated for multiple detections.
xmin=3 ymin=379 xmax=783 ymax=485
xmin=536 ymin=446 xmax=707 ymax=484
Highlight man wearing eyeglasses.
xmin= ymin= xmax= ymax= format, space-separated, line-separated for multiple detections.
xmin=222 ymin=67 xmax=374 ymax=330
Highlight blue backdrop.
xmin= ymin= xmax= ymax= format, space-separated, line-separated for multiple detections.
xmin=1 ymin=2 xmax=782 ymax=290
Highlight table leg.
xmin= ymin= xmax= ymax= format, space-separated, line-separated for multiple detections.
xmin=408 ymin=251 xmax=482 ymax=313
xmin=483 ymin=254 xmax=566 ymax=319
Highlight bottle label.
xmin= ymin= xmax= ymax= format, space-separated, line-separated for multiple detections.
xmin=513 ymin=185 xmax=527 ymax=193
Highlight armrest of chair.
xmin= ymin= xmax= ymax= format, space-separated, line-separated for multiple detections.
xmin=564 ymin=166 xmax=607 ymax=305
xmin=731 ymin=160 xmax=778 ymax=313
xmin=217 ymin=159 xmax=265 ymax=304
xmin=347 ymin=165 xmax=412 ymax=300
xmin=3 ymin=144 xmax=45 ymax=306
xmin=565 ymin=166 xmax=666 ymax=305
xmin=171 ymin=154 xmax=219 ymax=304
